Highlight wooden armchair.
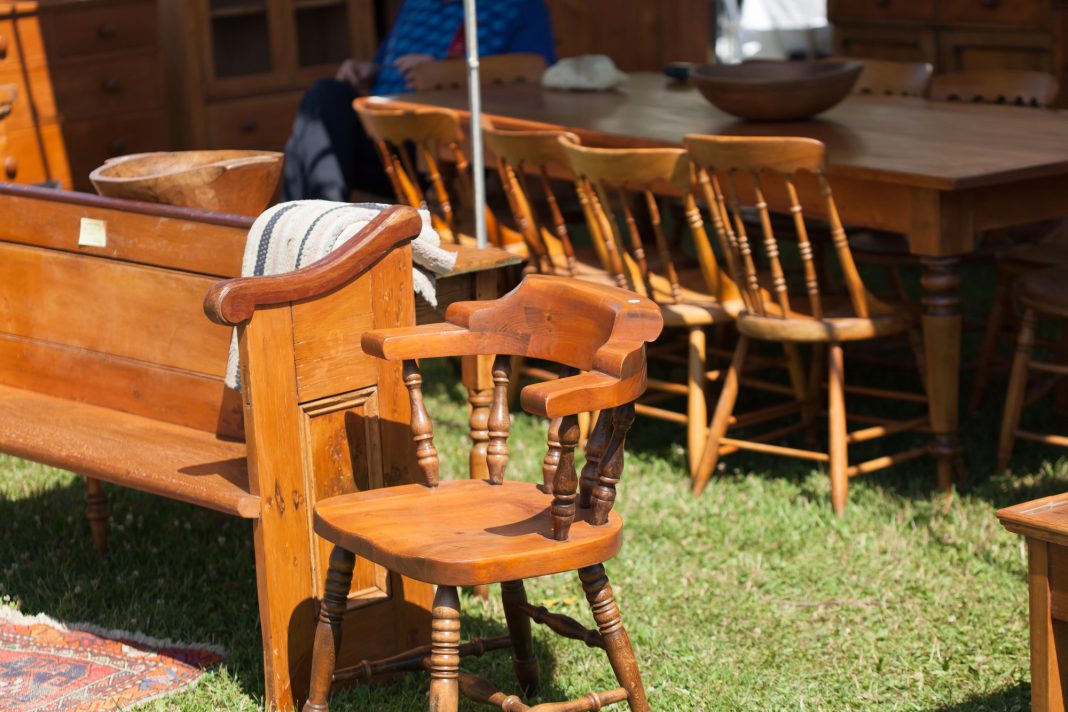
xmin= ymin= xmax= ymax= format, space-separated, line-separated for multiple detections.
xmin=684 ymin=135 xmax=932 ymax=513
xmin=302 ymin=274 xmax=663 ymax=712
xmin=410 ymin=53 xmax=548 ymax=92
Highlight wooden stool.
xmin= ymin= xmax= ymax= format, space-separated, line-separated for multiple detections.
xmin=302 ymin=275 xmax=663 ymax=712
xmin=685 ymin=135 xmax=932 ymax=513
xmin=997 ymin=266 xmax=1068 ymax=470
xmin=998 ymin=494 xmax=1068 ymax=711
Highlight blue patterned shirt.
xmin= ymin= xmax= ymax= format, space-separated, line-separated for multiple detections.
xmin=371 ymin=0 xmax=556 ymax=95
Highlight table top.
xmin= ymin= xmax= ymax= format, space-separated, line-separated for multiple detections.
xmin=382 ymin=72 xmax=1068 ymax=192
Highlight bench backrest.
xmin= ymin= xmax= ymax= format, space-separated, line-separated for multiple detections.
xmin=0 ymin=183 xmax=248 ymax=438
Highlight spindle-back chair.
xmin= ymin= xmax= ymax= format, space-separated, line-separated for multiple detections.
xmin=929 ymin=69 xmax=1059 ymax=107
xmin=848 ymin=58 xmax=933 ymax=97
xmin=685 ymin=134 xmax=931 ymax=513
xmin=302 ymin=275 xmax=663 ymax=712
xmin=354 ymin=97 xmax=507 ymax=247
xmin=997 ymin=266 xmax=1068 ymax=470
xmin=410 ymin=53 xmax=548 ymax=92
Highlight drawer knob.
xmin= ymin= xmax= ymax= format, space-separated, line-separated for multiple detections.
xmin=0 ymin=34 xmax=7 ymax=60
xmin=4 ymin=156 xmax=16 ymax=180
xmin=98 ymin=23 xmax=116 ymax=39
xmin=240 ymin=119 xmax=258 ymax=133
xmin=107 ymin=138 xmax=127 ymax=155
xmin=101 ymin=77 xmax=122 ymax=93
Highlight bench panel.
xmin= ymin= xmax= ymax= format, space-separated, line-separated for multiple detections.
xmin=0 ymin=241 xmax=232 ymax=377
xmin=0 ymin=333 xmax=243 ymax=438
xmin=0 ymin=185 xmax=248 ymax=277
xmin=0 ymin=383 xmax=257 ymax=517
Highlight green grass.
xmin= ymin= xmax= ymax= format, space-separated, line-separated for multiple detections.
xmin=2 ymin=264 xmax=1066 ymax=710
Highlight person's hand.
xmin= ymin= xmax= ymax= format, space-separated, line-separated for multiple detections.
xmin=336 ymin=59 xmax=377 ymax=92
xmin=394 ymin=53 xmax=435 ymax=88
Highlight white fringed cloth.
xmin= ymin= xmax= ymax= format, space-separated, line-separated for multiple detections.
xmin=224 ymin=200 xmax=457 ymax=391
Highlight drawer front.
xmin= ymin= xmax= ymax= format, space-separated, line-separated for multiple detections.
xmin=0 ymin=63 xmax=52 ymax=131
xmin=940 ymin=29 xmax=1054 ymax=73
xmin=939 ymin=0 xmax=1048 ymax=26
xmin=829 ymin=0 xmax=934 ymax=22
xmin=50 ymin=51 xmax=165 ymax=121
xmin=205 ymin=92 xmax=303 ymax=151
xmin=47 ymin=0 xmax=158 ymax=60
xmin=63 ymin=110 xmax=169 ymax=189
xmin=1 ymin=122 xmax=69 ymax=186
xmin=0 ymin=12 xmax=47 ymax=70
xmin=834 ymin=25 xmax=937 ymax=63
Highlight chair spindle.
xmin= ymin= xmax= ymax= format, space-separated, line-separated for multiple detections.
xmin=540 ymin=167 xmax=578 ymax=277
xmin=784 ymin=177 xmax=823 ymax=319
xmin=487 ymin=354 xmax=511 ymax=485
xmin=403 ymin=359 xmax=439 ymax=487
xmin=645 ymin=191 xmax=683 ymax=304
xmin=591 ymin=403 xmax=635 ymax=525
xmin=579 ymin=409 xmax=613 ymax=508
xmin=551 ymin=414 xmax=582 ymax=541
xmin=752 ymin=173 xmax=792 ymax=315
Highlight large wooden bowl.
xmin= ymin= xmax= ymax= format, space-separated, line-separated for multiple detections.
xmin=690 ymin=60 xmax=863 ymax=122
xmin=90 ymin=150 xmax=283 ymax=216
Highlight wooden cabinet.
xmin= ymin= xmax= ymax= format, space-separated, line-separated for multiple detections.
xmin=0 ymin=0 xmax=168 ymax=190
xmin=830 ymin=0 xmax=1068 ymax=104
xmin=162 ymin=0 xmax=377 ymax=153
xmin=545 ymin=0 xmax=710 ymax=71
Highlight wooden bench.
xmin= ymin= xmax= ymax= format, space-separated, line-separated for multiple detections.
xmin=0 ymin=183 xmax=438 ymax=711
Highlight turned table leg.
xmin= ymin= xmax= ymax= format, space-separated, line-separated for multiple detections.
xmin=85 ymin=478 xmax=109 ymax=553
xmin=920 ymin=256 xmax=965 ymax=493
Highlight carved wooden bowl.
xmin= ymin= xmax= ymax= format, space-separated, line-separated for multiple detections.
xmin=90 ymin=150 xmax=283 ymax=216
xmin=690 ymin=60 xmax=863 ymax=122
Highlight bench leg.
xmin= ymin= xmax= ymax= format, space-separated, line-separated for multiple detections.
xmin=84 ymin=478 xmax=109 ymax=553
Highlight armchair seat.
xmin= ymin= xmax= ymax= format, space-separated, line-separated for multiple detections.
xmin=314 ymin=480 xmax=622 ymax=587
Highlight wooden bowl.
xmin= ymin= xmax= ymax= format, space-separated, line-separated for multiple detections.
xmin=90 ymin=150 xmax=283 ymax=216
xmin=690 ymin=60 xmax=863 ymax=122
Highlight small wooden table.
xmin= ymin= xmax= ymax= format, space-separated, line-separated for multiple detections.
xmin=999 ymin=494 xmax=1068 ymax=711
xmin=379 ymin=74 xmax=1068 ymax=489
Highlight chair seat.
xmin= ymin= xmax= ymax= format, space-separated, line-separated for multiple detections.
xmin=998 ymin=242 xmax=1068 ymax=278
xmin=1017 ymin=266 xmax=1068 ymax=319
xmin=736 ymin=295 xmax=917 ymax=342
xmin=313 ymin=479 xmax=623 ymax=587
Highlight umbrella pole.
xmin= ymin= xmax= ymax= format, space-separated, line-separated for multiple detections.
xmin=463 ymin=0 xmax=487 ymax=249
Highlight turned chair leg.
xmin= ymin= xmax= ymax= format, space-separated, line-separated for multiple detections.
xmin=686 ymin=327 xmax=708 ymax=479
xmin=579 ymin=564 xmax=649 ymax=712
xmin=970 ymin=278 xmax=1010 ymax=413
xmin=827 ymin=344 xmax=849 ymax=515
xmin=501 ymin=580 xmax=539 ymax=697
xmin=429 ymin=585 xmax=461 ymax=712
xmin=692 ymin=335 xmax=748 ymax=495
xmin=804 ymin=343 xmax=826 ymax=449
xmin=303 ymin=546 xmax=356 ymax=712
xmin=85 ymin=478 xmax=109 ymax=553
xmin=998 ymin=308 xmax=1037 ymax=471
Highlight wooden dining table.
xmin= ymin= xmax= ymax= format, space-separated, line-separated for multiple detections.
xmin=377 ymin=71 xmax=1068 ymax=491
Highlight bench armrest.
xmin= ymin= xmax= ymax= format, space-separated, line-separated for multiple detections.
xmin=204 ymin=205 xmax=421 ymax=326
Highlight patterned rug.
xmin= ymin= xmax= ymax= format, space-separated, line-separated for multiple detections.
xmin=0 ymin=607 xmax=224 ymax=711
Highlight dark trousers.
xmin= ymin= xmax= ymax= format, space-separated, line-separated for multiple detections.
xmin=282 ymin=79 xmax=394 ymax=202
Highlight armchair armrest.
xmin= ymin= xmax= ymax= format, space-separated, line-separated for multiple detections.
xmin=204 ymin=205 xmax=421 ymax=326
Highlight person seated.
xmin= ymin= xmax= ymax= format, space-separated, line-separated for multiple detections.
xmin=284 ymin=0 xmax=556 ymax=202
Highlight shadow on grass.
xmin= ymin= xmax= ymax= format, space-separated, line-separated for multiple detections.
xmin=0 ymin=475 xmax=571 ymax=707
xmin=933 ymin=681 xmax=1029 ymax=712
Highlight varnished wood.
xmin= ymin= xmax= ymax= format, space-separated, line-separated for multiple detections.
xmin=303 ymin=546 xmax=356 ymax=712
xmin=929 ymin=70 xmax=1059 ymax=107
xmin=305 ymin=275 xmax=660 ymax=710
xmin=0 ymin=185 xmax=437 ymax=711
xmin=89 ymin=150 xmax=283 ymax=217
xmin=686 ymin=135 xmax=931 ymax=511
xmin=849 ymin=58 xmax=933 ymax=97
xmin=410 ymin=53 xmax=547 ymax=92
xmin=205 ymin=206 xmax=421 ymax=325
xmin=84 ymin=478 xmax=109 ymax=554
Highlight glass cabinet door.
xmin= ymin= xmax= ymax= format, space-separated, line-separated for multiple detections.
xmin=209 ymin=0 xmax=274 ymax=78
xmin=292 ymin=0 xmax=351 ymax=69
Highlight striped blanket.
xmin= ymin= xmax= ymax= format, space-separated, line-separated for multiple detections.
xmin=225 ymin=200 xmax=456 ymax=390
